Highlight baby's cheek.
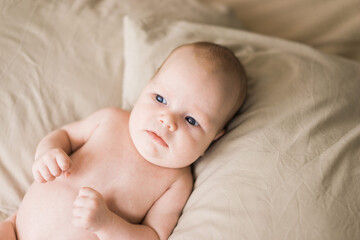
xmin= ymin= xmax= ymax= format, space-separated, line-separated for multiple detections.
xmin=181 ymin=133 xmax=203 ymax=157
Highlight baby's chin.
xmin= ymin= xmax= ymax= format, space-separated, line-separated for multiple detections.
xmin=136 ymin=145 xmax=192 ymax=169
xmin=131 ymin=136 xmax=168 ymax=167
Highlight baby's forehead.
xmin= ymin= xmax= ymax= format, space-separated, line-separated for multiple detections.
xmin=172 ymin=47 xmax=238 ymax=82
xmin=165 ymin=47 xmax=240 ymax=94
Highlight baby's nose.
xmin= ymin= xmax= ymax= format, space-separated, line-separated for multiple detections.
xmin=159 ymin=114 xmax=177 ymax=132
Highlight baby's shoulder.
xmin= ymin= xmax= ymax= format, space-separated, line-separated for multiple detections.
xmin=172 ymin=166 xmax=193 ymax=190
xmin=96 ymin=107 xmax=130 ymax=122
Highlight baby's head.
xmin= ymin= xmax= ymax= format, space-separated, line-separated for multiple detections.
xmin=129 ymin=42 xmax=247 ymax=168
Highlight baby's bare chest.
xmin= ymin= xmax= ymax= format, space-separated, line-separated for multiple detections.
xmin=66 ymin=125 xmax=176 ymax=222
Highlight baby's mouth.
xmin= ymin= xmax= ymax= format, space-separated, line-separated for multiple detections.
xmin=146 ymin=130 xmax=169 ymax=148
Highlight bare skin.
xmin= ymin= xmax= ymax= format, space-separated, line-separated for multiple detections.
xmin=15 ymin=108 xmax=193 ymax=240
xmin=0 ymin=44 xmax=244 ymax=240
xmin=0 ymin=214 xmax=17 ymax=239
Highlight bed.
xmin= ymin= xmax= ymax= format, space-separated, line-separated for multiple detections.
xmin=1 ymin=0 xmax=359 ymax=239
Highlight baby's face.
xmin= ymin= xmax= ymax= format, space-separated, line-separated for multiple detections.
xmin=129 ymin=47 xmax=237 ymax=168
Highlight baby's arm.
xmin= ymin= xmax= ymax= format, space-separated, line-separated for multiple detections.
xmin=32 ymin=107 xmax=119 ymax=182
xmin=141 ymin=172 xmax=193 ymax=239
xmin=0 ymin=213 xmax=17 ymax=240
xmin=84 ymin=171 xmax=193 ymax=240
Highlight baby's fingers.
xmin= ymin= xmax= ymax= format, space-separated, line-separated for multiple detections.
xmin=55 ymin=153 xmax=72 ymax=173
xmin=33 ymin=169 xmax=46 ymax=183
xmin=38 ymin=163 xmax=56 ymax=182
xmin=46 ymin=156 xmax=63 ymax=177
xmin=32 ymin=161 xmax=51 ymax=183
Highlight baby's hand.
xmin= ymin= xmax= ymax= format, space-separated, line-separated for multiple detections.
xmin=72 ymin=187 xmax=112 ymax=232
xmin=32 ymin=148 xmax=72 ymax=183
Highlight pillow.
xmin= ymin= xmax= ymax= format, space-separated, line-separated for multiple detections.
xmin=122 ymin=17 xmax=360 ymax=239
xmin=0 ymin=0 xmax=242 ymax=218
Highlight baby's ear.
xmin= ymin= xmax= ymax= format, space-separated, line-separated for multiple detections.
xmin=214 ymin=129 xmax=225 ymax=141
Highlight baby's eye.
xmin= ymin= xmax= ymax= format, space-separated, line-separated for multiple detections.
xmin=185 ymin=116 xmax=199 ymax=126
xmin=155 ymin=94 xmax=167 ymax=104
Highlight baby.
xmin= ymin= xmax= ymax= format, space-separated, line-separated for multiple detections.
xmin=0 ymin=42 xmax=247 ymax=240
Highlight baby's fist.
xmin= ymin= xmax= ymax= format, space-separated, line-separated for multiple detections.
xmin=72 ymin=187 xmax=112 ymax=232
xmin=32 ymin=148 xmax=72 ymax=183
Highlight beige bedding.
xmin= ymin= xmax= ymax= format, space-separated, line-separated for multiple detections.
xmin=207 ymin=0 xmax=360 ymax=63
xmin=122 ymin=17 xmax=360 ymax=240
xmin=1 ymin=0 xmax=360 ymax=239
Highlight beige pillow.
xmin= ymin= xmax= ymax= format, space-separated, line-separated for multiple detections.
xmin=0 ymin=0 xmax=241 ymax=218
xmin=122 ymin=17 xmax=360 ymax=240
